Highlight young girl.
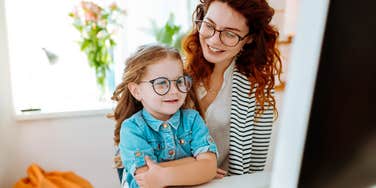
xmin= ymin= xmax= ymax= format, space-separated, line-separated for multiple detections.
xmin=111 ymin=44 xmax=218 ymax=188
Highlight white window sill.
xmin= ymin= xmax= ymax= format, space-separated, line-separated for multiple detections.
xmin=15 ymin=108 xmax=113 ymax=121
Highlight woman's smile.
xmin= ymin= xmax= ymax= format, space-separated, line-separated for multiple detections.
xmin=207 ymin=45 xmax=225 ymax=53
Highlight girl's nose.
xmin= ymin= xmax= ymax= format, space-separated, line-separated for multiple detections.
xmin=168 ymin=81 xmax=179 ymax=94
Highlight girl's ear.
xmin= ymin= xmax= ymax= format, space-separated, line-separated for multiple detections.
xmin=128 ymin=82 xmax=141 ymax=101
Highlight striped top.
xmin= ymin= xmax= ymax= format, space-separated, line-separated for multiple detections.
xmin=228 ymin=69 xmax=274 ymax=175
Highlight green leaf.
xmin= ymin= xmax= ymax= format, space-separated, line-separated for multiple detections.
xmin=109 ymin=39 xmax=116 ymax=46
xmin=144 ymin=12 xmax=184 ymax=48
xmin=81 ymin=39 xmax=90 ymax=51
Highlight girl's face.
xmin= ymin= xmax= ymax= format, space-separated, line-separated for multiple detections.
xmin=199 ymin=1 xmax=252 ymax=66
xmin=130 ymin=57 xmax=187 ymax=121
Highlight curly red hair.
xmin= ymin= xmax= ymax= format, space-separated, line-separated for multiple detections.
xmin=183 ymin=0 xmax=282 ymax=116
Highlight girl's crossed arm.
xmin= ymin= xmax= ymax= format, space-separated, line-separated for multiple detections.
xmin=135 ymin=152 xmax=216 ymax=187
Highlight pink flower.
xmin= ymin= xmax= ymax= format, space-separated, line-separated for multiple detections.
xmin=85 ymin=11 xmax=97 ymax=22
xmin=81 ymin=1 xmax=102 ymax=21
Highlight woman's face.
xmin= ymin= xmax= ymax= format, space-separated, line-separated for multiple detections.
xmin=199 ymin=1 xmax=252 ymax=66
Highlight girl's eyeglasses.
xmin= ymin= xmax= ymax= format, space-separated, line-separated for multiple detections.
xmin=139 ymin=75 xmax=192 ymax=96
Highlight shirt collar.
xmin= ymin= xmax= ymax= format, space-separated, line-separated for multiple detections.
xmin=141 ymin=109 xmax=181 ymax=131
xmin=196 ymin=59 xmax=235 ymax=100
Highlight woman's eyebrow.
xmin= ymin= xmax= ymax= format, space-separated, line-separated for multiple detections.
xmin=204 ymin=17 xmax=242 ymax=32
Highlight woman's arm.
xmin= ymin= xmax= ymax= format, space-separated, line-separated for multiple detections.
xmin=135 ymin=152 xmax=217 ymax=187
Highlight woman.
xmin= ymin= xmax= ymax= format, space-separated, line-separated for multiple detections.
xmin=182 ymin=0 xmax=282 ymax=175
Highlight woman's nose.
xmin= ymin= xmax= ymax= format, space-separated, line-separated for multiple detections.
xmin=206 ymin=31 xmax=222 ymax=45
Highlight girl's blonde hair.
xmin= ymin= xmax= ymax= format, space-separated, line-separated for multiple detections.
xmin=110 ymin=44 xmax=198 ymax=146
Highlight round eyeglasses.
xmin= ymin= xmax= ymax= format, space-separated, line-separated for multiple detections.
xmin=139 ymin=75 xmax=193 ymax=96
xmin=195 ymin=20 xmax=249 ymax=47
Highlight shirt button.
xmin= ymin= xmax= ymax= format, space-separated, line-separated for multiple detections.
xmin=163 ymin=123 xmax=169 ymax=128
xmin=179 ymin=139 xmax=185 ymax=144
xmin=168 ymin=149 xmax=175 ymax=155
xmin=135 ymin=151 xmax=141 ymax=157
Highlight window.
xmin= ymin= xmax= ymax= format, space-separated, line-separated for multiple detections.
xmin=5 ymin=0 xmax=197 ymax=116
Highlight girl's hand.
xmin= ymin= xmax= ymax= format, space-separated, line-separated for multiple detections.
xmin=215 ymin=168 xmax=227 ymax=179
xmin=135 ymin=156 xmax=166 ymax=188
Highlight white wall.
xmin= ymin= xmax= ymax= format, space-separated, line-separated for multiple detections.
xmin=0 ymin=0 xmax=14 ymax=186
xmin=268 ymin=0 xmax=286 ymax=39
xmin=0 ymin=0 xmax=120 ymax=187
xmin=284 ymin=0 xmax=299 ymax=36
xmin=268 ymin=0 xmax=298 ymax=40
xmin=6 ymin=116 xmax=119 ymax=188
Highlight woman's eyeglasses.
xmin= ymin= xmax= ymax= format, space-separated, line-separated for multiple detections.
xmin=195 ymin=20 xmax=249 ymax=47
xmin=139 ymin=75 xmax=192 ymax=96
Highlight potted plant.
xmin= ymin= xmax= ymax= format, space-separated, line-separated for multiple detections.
xmin=69 ymin=1 xmax=125 ymax=94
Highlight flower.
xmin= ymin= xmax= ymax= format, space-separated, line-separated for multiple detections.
xmin=69 ymin=1 xmax=125 ymax=93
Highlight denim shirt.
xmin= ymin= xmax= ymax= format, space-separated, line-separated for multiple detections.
xmin=119 ymin=108 xmax=218 ymax=188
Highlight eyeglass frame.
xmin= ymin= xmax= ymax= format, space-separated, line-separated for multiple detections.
xmin=195 ymin=20 xmax=250 ymax=47
xmin=139 ymin=75 xmax=193 ymax=96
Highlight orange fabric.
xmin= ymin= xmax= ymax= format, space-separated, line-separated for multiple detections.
xmin=13 ymin=163 xmax=93 ymax=188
